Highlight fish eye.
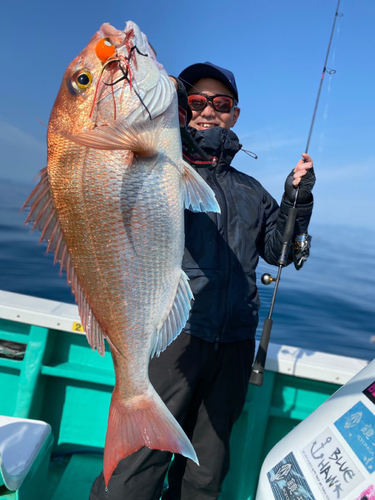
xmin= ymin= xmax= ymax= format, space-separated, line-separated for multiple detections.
xmin=73 ymin=70 xmax=93 ymax=90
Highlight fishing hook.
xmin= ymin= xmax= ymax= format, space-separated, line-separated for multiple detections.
xmin=100 ymin=46 xmax=153 ymax=120
xmin=102 ymin=42 xmax=146 ymax=87
xmin=127 ymin=45 xmax=149 ymax=58
xmin=103 ymin=60 xmax=130 ymax=87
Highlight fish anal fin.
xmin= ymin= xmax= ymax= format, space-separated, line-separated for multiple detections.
xmin=73 ymin=283 xmax=106 ymax=356
xmin=182 ymin=161 xmax=221 ymax=213
xmin=62 ymin=120 xmax=161 ymax=157
xmin=104 ymin=390 xmax=198 ymax=488
xmin=151 ymin=271 xmax=193 ymax=358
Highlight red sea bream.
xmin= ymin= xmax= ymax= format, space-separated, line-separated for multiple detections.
xmin=23 ymin=21 xmax=219 ymax=486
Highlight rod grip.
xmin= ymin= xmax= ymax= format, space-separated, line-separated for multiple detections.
xmin=278 ymin=207 xmax=298 ymax=266
xmin=249 ymin=318 xmax=273 ymax=386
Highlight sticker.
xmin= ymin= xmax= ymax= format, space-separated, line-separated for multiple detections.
xmin=363 ymin=381 xmax=375 ymax=405
xmin=354 ymin=484 xmax=375 ymax=500
xmin=335 ymin=401 xmax=375 ymax=473
xmin=72 ymin=321 xmax=84 ymax=332
xmin=267 ymin=451 xmax=316 ymax=500
xmin=302 ymin=428 xmax=364 ymax=500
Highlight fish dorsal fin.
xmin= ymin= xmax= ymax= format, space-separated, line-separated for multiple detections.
xmin=23 ymin=168 xmax=106 ymax=356
xmin=62 ymin=120 xmax=161 ymax=156
xmin=182 ymin=161 xmax=221 ymax=213
xmin=151 ymin=271 xmax=193 ymax=358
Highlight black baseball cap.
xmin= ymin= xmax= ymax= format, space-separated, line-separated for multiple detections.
xmin=179 ymin=62 xmax=239 ymax=102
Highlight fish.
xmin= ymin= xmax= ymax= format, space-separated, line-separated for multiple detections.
xmin=23 ymin=21 xmax=220 ymax=486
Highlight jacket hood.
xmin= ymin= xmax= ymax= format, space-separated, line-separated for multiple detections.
xmin=182 ymin=126 xmax=241 ymax=173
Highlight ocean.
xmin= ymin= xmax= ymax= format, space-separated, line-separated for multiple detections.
xmin=1 ymin=178 xmax=374 ymax=361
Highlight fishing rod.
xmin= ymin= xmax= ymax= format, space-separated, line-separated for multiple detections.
xmin=250 ymin=0 xmax=342 ymax=386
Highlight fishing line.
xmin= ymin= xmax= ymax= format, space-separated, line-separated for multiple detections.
xmin=178 ymin=77 xmax=206 ymax=95
xmin=250 ymin=0 xmax=343 ymax=386
xmin=304 ymin=0 xmax=342 ymax=156
xmin=35 ymin=116 xmax=48 ymax=128
xmin=100 ymin=46 xmax=153 ymax=120
xmin=292 ymin=0 xmax=342 ymax=207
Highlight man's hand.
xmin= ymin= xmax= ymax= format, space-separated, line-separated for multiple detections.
xmin=169 ymin=76 xmax=178 ymax=90
xmin=169 ymin=76 xmax=192 ymax=126
xmin=293 ymin=153 xmax=314 ymax=187
xmin=284 ymin=153 xmax=315 ymax=204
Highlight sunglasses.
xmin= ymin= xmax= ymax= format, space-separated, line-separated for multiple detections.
xmin=187 ymin=93 xmax=237 ymax=113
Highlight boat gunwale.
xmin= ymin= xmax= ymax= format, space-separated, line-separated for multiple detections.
xmin=0 ymin=289 xmax=369 ymax=386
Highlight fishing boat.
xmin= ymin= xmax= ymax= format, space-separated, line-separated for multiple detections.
xmin=0 ymin=289 xmax=372 ymax=500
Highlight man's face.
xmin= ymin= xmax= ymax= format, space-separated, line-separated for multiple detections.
xmin=187 ymin=78 xmax=240 ymax=131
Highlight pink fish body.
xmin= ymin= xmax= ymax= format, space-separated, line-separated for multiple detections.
xmin=24 ymin=21 xmax=219 ymax=485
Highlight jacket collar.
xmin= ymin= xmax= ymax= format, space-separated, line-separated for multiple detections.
xmin=182 ymin=126 xmax=241 ymax=173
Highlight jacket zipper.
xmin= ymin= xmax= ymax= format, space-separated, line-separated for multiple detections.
xmin=212 ymin=167 xmax=231 ymax=346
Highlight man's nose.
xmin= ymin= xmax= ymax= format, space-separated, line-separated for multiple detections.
xmin=200 ymin=102 xmax=216 ymax=118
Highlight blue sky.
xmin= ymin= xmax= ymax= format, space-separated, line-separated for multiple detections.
xmin=1 ymin=0 xmax=374 ymax=229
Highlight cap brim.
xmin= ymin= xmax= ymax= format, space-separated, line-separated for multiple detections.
xmin=179 ymin=63 xmax=238 ymax=102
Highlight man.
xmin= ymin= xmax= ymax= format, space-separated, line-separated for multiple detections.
xmin=91 ymin=62 xmax=314 ymax=500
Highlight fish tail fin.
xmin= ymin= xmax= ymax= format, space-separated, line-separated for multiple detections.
xmin=103 ymin=390 xmax=198 ymax=487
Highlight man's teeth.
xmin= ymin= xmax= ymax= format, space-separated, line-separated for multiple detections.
xmin=200 ymin=124 xmax=215 ymax=128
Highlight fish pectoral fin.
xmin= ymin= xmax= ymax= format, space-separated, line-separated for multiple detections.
xmin=151 ymin=271 xmax=193 ymax=358
xmin=61 ymin=120 xmax=161 ymax=157
xmin=104 ymin=390 xmax=198 ymax=488
xmin=182 ymin=161 xmax=221 ymax=213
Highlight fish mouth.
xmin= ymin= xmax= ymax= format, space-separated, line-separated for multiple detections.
xmin=99 ymin=23 xmax=125 ymax=41
xmin=89 ymin=25 xmax=174 ymax=124
xmin=94 ymin=46 xmax=149 ymax=108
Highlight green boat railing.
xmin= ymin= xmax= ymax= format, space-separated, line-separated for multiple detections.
xmin=0 ymin=290 xmax=368 ymax=499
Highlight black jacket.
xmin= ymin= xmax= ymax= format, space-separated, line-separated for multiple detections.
xmin=182 ymin=127 xmax=313 ymax=343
